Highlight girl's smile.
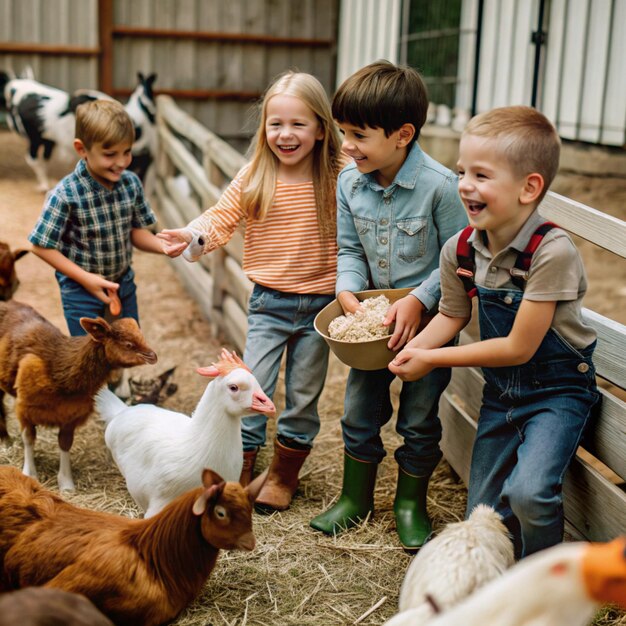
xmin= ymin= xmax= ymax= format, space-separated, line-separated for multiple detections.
xmin=265 ymin=94 xmax=324 ymax=180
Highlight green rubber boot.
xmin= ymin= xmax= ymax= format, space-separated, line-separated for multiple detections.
xmin=394 ymin=466 xmax=432 ymax=551
xmin=310 ymin=452 xmax=377 ymax=535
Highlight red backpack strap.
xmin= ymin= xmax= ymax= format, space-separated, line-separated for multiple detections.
xmin=456 ymin=226 xmax=478 ymax=298
xmin=510 ymin=222 xmax=557 ymax=289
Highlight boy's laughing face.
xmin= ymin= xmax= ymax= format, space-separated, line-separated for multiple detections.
xmin=75 ymin=139 xmax=133 ymax=190
xmin=457 ymin=134 xmax=539 ymax=243
xmin=337 ymin=122 xmax=412 ymax=188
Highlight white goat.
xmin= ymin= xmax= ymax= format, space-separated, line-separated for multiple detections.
xmin=386 ymin=504 xmax=514 ymax=625
xmin=96 ymin=349 xmax=276 ymax=517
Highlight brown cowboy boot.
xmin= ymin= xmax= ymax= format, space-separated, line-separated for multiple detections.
xmin=239 ymin=448 xmax=258 ymax=486
xmin=255 ymin=438 xmax=310 ymax=512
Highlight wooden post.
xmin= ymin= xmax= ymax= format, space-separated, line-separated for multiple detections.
xmin=98 ymin=0 xmax=114 ymax=94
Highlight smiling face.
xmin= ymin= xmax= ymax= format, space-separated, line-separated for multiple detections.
xmin=337 ymin=122 xmax=413 ymax=188
xmin=264 ymin=94 xmax=324 ymax=180
xmin=75 ymin=138 xmax=133 ymax=189
xmin=457 ymin=134 xmax=543 ymax=247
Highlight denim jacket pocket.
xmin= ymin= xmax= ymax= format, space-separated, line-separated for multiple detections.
xmin=396 ymin=217 xmax=427 ymax=261
xmin=354 ymin=216 xmax=377 ymax=249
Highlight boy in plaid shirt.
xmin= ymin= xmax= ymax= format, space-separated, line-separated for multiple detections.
xmin=29 ymin=99 xmax=163 ymax=335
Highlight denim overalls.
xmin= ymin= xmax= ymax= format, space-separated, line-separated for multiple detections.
xmin=466 ymin=285 xmax=599 ymax=558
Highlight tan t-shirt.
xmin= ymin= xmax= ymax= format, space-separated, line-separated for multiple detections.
xmin=439 ymin=209 xmax=596 ymax=349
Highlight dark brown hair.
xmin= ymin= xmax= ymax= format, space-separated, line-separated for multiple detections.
xmin=332 ymin=60 xmax=429 ymax=143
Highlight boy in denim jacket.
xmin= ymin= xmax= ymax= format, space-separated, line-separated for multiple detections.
xmin=310 ymin=61 xmax=467 ymax=549
xmin=390 ymin=106 xmax=599 ymax=557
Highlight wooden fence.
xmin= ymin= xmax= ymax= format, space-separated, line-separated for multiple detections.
xmin=154 ymin=94 xmax=249 ymax=352
xmin=154 ymin=94 xmax=626 ymax=542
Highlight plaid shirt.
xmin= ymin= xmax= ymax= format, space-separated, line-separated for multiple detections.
xmin=29 ymin=159 xmax=156 ymax=279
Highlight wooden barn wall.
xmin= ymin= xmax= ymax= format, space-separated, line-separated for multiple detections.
xmin=0 ymin=0 xmax=339 ymax=152
xmin=0 ymin=0 xmax=99 ymax=91
xmin=113 ymin=0 xmax=338 ymax=152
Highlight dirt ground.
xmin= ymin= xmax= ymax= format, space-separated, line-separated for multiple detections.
xmin=0 ymin=129 xmax=624 ymax=625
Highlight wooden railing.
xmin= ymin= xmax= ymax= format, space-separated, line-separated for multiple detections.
xmin=154 ymin=94 xmax=626 ymax=541
xmin=154 ymin=94 xmax=250 ymax=352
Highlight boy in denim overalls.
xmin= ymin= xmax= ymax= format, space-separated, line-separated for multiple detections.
xmin=310 ymin=61 xmax=467 ymax=549
xmin=390 ymin=106 xmax=599 ymax=558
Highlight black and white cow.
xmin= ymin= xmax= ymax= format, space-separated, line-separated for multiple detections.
xmin=0 ymin=72 xmax=157 ymax=191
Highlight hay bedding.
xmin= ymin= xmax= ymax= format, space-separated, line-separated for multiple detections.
xmin=0 ymin=130 xmax=624 ymax=625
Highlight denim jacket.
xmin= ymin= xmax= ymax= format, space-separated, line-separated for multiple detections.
xmin=336 ymin=142 xmax=467 ymax=311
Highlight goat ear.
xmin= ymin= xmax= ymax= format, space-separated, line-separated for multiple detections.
xmin=14 ymin=249 xmax=29 ymax=261
xmin=192 ymin=490 xmax=209 ymax=516
xmin=201 ymin=468 xmax=224 ymax=488
xmin=80 ymin=317 xmax=111 ymax=341
xmin=246 ymin=467 xmax=269 ymax=502
xmin=192 ymin=483 xmax=224 ymax=516
xmin=196 ymin=366 xmax=220 ymax=378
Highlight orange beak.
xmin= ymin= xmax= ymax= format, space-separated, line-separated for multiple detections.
xmin=582 ymin=536 xmax=626 ymax=607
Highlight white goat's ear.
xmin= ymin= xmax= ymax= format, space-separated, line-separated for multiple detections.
xmin=246 ymin=468 xmax=269 ymax=502
xmin=196 ymin=366 xmax=220 ymax=378
xmin=80 ymin=317 xmax=110 ymax=341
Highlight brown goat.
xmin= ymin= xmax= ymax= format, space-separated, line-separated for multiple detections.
xmin=0 ymin=300 xmax=157 ymax=490
xmin=0 ymin=465 xmax=264 ymax=626
xmin=0 ymin=242 xmax=28 ymax=301
xmin=0 ymin=587 xmax=114 ymax=626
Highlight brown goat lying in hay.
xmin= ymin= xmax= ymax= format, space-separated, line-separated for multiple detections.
xmin=0 ymin=465 xmax=265 ymax=626
xmin=0 ymin=299 xmax=157 ymax=490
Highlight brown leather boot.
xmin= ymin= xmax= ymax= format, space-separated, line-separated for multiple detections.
xmin=255 ymin=439 xmax=310 ymax=512
xmin=239 ymin=448 xmax=258 ymax=486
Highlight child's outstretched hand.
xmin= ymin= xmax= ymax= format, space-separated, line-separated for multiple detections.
xmin=156 ymin=228 xmax=193 ymax=258
xmin=384 ymin=295 xmax=425 ymax=351
xmin=388 ymin=347 xmax=433 ymax=381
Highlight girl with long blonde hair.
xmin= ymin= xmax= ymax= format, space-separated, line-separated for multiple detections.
xmin=158 ymin=71 xmax=344 ymax=512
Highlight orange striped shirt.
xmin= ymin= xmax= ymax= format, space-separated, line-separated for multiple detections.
xmin=188 ymin=168 xmax=337 ymax=294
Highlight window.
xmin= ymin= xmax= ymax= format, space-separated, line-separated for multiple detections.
xmin=399 ymin=0 xmax=463 ymax=109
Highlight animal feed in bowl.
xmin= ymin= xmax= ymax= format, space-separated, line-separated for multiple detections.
xmin=327 ymin=295 xmax=391 ymax=342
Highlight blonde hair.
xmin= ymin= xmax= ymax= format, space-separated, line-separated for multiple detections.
xmin=75 ymin=99 xmax=135 ymax=149
xmin=463 ymin=106 xmax=560 ymax=200
xmin=241 ymin=71 xmax=343 ymax=239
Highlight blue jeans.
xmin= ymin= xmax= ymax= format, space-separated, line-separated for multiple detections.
xmin=241 ymin=284 xmax=334 ymax=450
xmin=341 ymin=364 xmax=451 ymax=476
xmin=466 ymin=286 xmax=599 ymax=558
xmin=56 ymin=268 xmax=139 ymax=336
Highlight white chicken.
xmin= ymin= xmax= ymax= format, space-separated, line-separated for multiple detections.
xmin=96 ymin=349 xmax=276 ymax=517
xmin=391 ymin=537 xmax=626 ymax=626
xmin=387 ymin=504 xmax=514 ymax=625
